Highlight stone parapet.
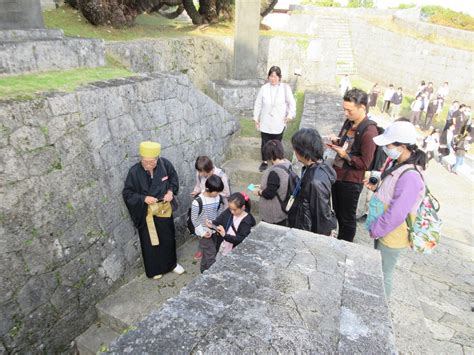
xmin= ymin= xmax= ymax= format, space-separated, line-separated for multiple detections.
xmin=0 ymin=29 xmax=64 ymax=42
xmin=0 ymin=73 xmax=238 ymax=352
xmin=0 ymin=36 xmax=106 ymax=75
xmin=108 ymin=223 xmax=396 ymax=353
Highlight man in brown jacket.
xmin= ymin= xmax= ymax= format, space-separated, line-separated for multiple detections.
xmin=327 ymin=89 xmax=377 ymax=242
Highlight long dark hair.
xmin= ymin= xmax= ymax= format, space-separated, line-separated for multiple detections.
xmin=228 ymin=192 xmax=251 ymax=213
xmin=381 ymin=143 xmax=427 ymax=179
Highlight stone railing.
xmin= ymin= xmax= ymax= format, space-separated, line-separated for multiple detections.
xmin=0 ymin=73 xmax=238 ymax=353
xmin=109 ymin=223 xmax=396 ymax=353
xmin=393 ymin=7 xmax=474 ymax=44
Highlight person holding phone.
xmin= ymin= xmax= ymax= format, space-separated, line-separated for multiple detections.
xmin=190 ymin=175 xmax=225 ymax=273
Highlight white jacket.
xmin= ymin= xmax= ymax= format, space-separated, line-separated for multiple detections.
xmin=253 ymin=82 xmax=296 ymax=134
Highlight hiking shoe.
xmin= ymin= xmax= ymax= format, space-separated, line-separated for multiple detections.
xmin=173 ymin=264 xmax=185 ymax=275
xmin=152 ymin=274 xmax=162 ymax=280
xmin=259 ymin=162 xmax=268 ymax=172
xmin=193 ymin=251 xmax=203 ymax=260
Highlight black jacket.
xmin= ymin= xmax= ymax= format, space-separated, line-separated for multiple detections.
xmin=212 ymin=209 xmax=256 ymax=247
xmin=288 ymin=162 xmax=337 ymax=236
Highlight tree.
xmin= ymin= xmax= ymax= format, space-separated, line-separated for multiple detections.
xmin=66 ymin=0 xmax=278 ymax=28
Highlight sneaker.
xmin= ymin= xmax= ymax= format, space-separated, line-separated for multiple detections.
xmin=152 ymin=274 xmax=162 ymax=280
xmin=173 ymin=264 xmax=185 ymax=275
xmin=259 ymin=162 xmax=268 ymax=172
xmin=193 ymin=250 xmax=203 ymax=260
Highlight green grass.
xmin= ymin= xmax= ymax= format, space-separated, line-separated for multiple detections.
xmin=239 ymin=91 xmax=305 ymax=142
xmin=422 ymin=5 xmax=474 ymax=32
xmin=369 ymin=18 xmax=474 ymax=51
xmin=0 ymin=62 xmax=133 ymax=100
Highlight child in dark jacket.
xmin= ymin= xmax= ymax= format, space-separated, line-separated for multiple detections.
xmin=206 ymin=192 xmax=256 ymax=257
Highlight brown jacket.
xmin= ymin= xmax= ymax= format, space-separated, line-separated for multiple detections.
xmin=334 ymin=118 xmax=378 ymax=183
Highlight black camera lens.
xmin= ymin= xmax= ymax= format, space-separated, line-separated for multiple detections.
xmin=369 ymin=176 xmax=379 ymax=185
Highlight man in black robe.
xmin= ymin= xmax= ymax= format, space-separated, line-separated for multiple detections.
xmin=122 ymin=141 xmax=184 ymax=279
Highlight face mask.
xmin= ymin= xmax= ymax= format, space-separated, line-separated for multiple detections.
xmin=383 ymin=146 xmax=401 ymax=160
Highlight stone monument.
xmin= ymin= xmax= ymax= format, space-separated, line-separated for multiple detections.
xmin=209 ymin=0 xmax=264 ymax=117
xmin=233 ymin=0 xmax=260 ymax=80
xmin=0 ymin=0 xmax=45 ymax=30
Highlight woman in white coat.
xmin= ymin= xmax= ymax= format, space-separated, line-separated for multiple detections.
xmin=254 ymin=66 xmax=296 ymax=172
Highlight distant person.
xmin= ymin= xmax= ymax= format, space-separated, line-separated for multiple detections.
xmin=451 ymin=129 xmax=471 ymax=174
xmin=423 ymin=81 xmax=434 ymax=101
xmin=190 ymin=175 xmax=225 ymax=273
xmin=327 ymin=88 xmax=377 ymax=242
xmin=254 ymin=65 xmax=296 ymax=172
xmin=453 ymin=104 xmax=467 ymax=135
xmin=382 ymin=84 xmax=395 ymax=114
xmin=415 ymin=80 xmax=426 ymax=98
xmin=443 ymin=101 xmax=460 ymax=130
xmin=422 ymin=129 xmax=441 ymax=162
xmin=409 ymin=96 xmax=423 ymax=126
xmin=365 ymin=121 xmax=426 ymax=298
xmin=252 ymin=140 xmax=291 ymax=226
xmin=368 ymin=83 xmax=380 ymax=110
xmin=192 ymin=156 xmax=230 ymax=261
xmin=424 ymin=97 xmax=443 ymax=130
xmin=288 ymin=128 xmax=337 ymax=235
xmin=207 ymin=192 xmax=256 ymax=256
xmin=339 ymin=74 xmax=352 ymax=97
xmin=436 ymin=81 xmax=449 ymax=107
xmin=390 ymin=87 xmax=403 ymax=119
xmin=122 ymin=141 xmax=184 ymax=280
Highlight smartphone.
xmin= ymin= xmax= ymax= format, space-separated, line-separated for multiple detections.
xmin=247 ymin=183 xmax=256 ymax=191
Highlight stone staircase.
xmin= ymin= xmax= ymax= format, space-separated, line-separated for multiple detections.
xmin=313 ymin=17 xmax=357 ymax=76
xmin=74 ymin=135 xmax=287 ymax=353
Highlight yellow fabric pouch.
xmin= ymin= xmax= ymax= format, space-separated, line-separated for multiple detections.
xmin=146 ymin=201 xmax=172 ymax=245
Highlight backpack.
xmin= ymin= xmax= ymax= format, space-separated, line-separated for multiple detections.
xmin=186 ymin=195 xmax=224 ymax=236
xmin=401 ymin=168 xmax=442 ymax=254
xmin=273 ymin=164 xmax=301 ymax=213
xmin=339 ymin=118 xmax=387 ymax=171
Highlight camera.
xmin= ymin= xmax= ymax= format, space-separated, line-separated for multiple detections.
xmin=369 ymin=176 xmax=379 ymax=185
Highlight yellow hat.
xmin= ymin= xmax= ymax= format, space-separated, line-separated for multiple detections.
xmin=139 ymin=141 xmax=161 ymax=158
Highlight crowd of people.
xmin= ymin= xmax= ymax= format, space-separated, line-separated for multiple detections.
xmin=121 ymin=67 xmax=471 ymax=299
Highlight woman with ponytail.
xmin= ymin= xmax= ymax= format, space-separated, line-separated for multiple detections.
xmin=206 ymin=192 xmax=256 ymax=258
xmin=364 ymin=121 xmax=426 ymax=298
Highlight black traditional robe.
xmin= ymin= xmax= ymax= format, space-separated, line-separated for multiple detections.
xmin=122 ymin=158 xmax=179 ymax=278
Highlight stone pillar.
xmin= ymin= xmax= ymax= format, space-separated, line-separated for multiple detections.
xmin=233 ymin=0 xmax=260 ymax=80
xmin=0 ymin=0 xmax=45 ymax=30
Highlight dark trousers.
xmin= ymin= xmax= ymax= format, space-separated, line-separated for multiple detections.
xmin=261 ymin=131 xmax=284 ymax=161
xmin=424 ymin=113 xmax=436 ymax=129
xmin=199 ymin=236 xmax=218 ymax=273
xmin=332 ymin=181 xmax=363 ymax=243
xmin=382 ymin=100 xmax=391 ymax=113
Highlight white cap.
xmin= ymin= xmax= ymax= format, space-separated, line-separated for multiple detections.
xmin=373 ymin=121 xmax=417 ymax=146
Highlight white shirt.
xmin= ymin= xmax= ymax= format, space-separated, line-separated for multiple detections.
xmin=253 ymin=83 xmax=296 ymax=134
xmin=383 ymin=88 xmax=395 ymax=101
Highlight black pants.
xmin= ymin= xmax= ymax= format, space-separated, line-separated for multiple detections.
xmin=382 ymin=100 xmax=391 ymax=113
xmin=261 ymin=131 xmax=284 ymax=161
xmin=332 ymin=181 xmax=363 ymax=243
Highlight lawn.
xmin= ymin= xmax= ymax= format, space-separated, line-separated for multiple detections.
xmin=0 ymin=57 xmax=133 ymax=100
xmin=239 ymin=91 xmax=305 ymax=142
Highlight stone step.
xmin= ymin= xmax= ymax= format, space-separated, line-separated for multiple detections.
xmin=75 ymin=323 xmax=120 ymax=355
xmin=222 ymin=158 xmax=264 ymax=188
xmin=227 ymin=136 xmax=293 ymax=162
xmin=76 ymin=238 xmax=202 ymax=353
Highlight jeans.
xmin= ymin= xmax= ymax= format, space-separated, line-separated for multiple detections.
xmin=391 ymin=104 xmax=401 ymax=119
xmin=332 ymin=181 xmax=363 ymax=242
xmin=374 ymin=240 xmax=404 ymax=298
xmin=452 ymin=155 xmax=464 ymax=172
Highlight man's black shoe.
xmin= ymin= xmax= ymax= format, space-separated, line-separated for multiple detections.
xmin=259 ymin=162 xmax=268 ymax=172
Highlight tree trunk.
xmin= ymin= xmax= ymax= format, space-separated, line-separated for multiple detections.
xmin=182 ymin=0 xmax=205 ymax=24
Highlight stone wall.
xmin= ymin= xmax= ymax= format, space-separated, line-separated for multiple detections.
xmin=393 ymin=7 xmax=474 ymax=44
xmin=350 ymin=19 xmax=474 ymax=103
xmin=106 ymin=35 xmax=337 ymax=95
xmin=0 ymin=31 xmax=105 ymax=75
xmin=289 ymin=4 xmax=396 ymax=18
xmin=109 ymin=223 xmax=396 ymax=353
xmin=0 ymin=73 xmax=238 ymax=353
